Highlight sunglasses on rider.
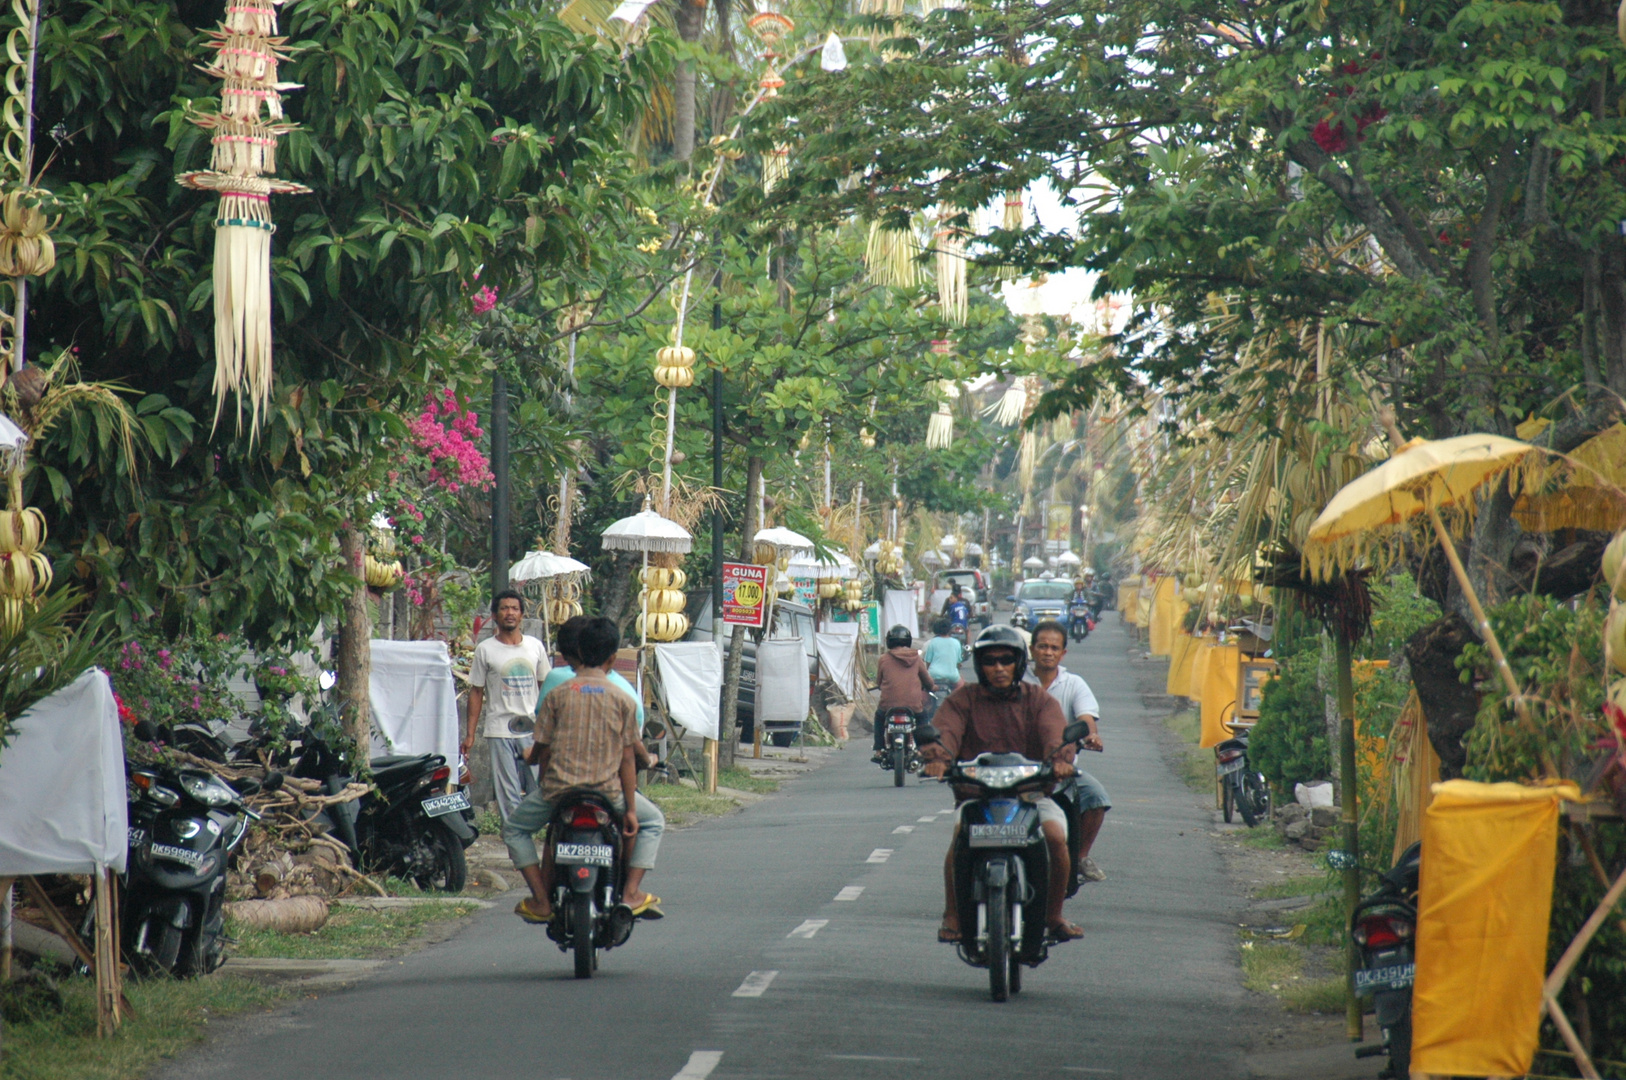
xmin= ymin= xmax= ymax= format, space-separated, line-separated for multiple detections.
xmin=979 ymin=652 xmax=1020 ymax=668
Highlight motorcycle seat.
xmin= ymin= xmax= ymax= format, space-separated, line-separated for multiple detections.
xmin=368 ymin=754 xmax=437 ymax=780
xmin=1214 ymin=737 xmax=1247 ymax=752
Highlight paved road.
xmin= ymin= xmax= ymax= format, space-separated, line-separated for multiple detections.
xmin=159 ymin=623 xmax=1257 ymax=1080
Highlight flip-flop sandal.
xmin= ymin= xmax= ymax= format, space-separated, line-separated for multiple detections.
xmin=514 ymin=898 xmax=554 ymax=925
xmin=1047 ymin=921 xmax=1085 ymax=943
xmin=937 ymin=924 xmax=961 ymax=943
xmin=629 ymin=894 xmax=665 ymax=919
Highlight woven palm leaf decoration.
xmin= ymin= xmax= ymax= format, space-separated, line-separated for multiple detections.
xmin=925 ymin=339 xmax=956 ymax=449
xmin=934 ymin=207 xmax=968 ymax=325
xmin=177 ymin=0 xmax=309 ymax=436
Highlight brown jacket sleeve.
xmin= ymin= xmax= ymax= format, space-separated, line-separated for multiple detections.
xmin=924 ymin=686 xmax=971 ymax=763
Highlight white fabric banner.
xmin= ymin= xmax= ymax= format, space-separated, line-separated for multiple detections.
xmin=0 ymin=668 xmax=128 ymax=875
xmin=882 ymin=588 xmax=920 ymax=641
xmin=815 ymin=626 xmax=859 ymax=699
xmin=756 ymin=639 xmax=810 ymax=724
xmin=368 ymin=640 xmax=459 ymax=765
xmin=655 ymin=642 xmax=722 ymax=741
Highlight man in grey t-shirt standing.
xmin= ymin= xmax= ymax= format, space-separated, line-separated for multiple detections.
xmin=464 ymin=589 xmax=551 ymax=821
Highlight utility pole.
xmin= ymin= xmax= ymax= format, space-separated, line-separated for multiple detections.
xmin=710 ymin=288 xmax=728 ymax=782
xmin=490 ymin=371 xmax=510 ymax=600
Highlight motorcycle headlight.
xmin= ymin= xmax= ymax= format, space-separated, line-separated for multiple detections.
xmin=961 ymin=763 xmax=1040 ymax=788
xmin=179 ymin=773 xmax=236 ymax=807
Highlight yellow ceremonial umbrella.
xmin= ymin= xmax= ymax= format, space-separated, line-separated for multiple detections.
xmin=1304 ymin=420 xmax=1551 ymax=735
xmin=1512 ymin=421 xmax=1626 ymax=534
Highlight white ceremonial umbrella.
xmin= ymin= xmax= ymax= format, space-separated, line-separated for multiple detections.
xmin=0 ymin=410 xmax=26 ymax=472
xmin=1055 ymin=551 xmax=1082 ymax=567
xmin=753 ymin=526 xmax=814 ymax=555
xmin=1022 ymin=556 xmax=1045 ymax=570
xmin=601 ymin=505 xmax=693 ymax=671
xmin=788 ymin=550 xmax=857 ymax=580
xmin=509 ymin=551 xmax=591 ymax=581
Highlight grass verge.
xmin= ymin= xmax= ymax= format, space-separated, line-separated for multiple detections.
xmin=718 ymin=766 xmax=779 ymax=795
xmin=1238 ymin=827 xmax=1288 ymax=850
xmin=0 ymin=974 xmax=286 ymax=1080
xmin=1240 ymin=940 xmax=1303 ymax=993
xmin=642 ymin=782 xmax=740 ymax=827
xmin=227 ymin=900 xmax=478 ymax=960
xmin=1253 ymin=874 xmax=1328 ymax=900
xmin=1161 ymin=709 xmax=1214 ymax=795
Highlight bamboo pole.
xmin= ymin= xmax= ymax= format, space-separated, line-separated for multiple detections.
xmin=1333 ymin=634 xmax=1362 ymax=1043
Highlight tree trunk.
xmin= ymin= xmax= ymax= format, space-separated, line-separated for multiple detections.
xmin=1333 ymin=634 xmax=1362 ymax=1043
xmin=719 ymin=454 xmax=763 ymax=769
xmin=672 ymin=0 xmax=707 ymax=161
xmin=600 ymin=550 xmax=640 ymax=629
xmin=1405 ymin=613 xmax=1480 ymax=780
xmin=337 ymin=527 xmax=373 ymax=752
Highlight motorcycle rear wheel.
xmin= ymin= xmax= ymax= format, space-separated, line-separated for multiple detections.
xmin=1222 ymin=782 xmax=1235 ymax=824
xmin=986 ymin=884 xmax=1009 ymax=1003
xmin=1238 ymin=775 xmax=1263 ymax=828
xmin=893 ymin=746 xmax=907 ymax=787
xmin=573 ymin=893 xmax=594 ymax=979
xmin=1385 ymin=1018 xmax=1411 ymax=1078
xmin=410 ymin=818 xmax=469 ymax=893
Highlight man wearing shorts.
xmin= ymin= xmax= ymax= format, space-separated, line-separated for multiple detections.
xmin=1027 ymin=620 xmax=1111 ymax=885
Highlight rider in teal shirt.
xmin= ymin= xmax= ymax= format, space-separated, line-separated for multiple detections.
xmin=922 ymin=618 xmax=965 ymax=687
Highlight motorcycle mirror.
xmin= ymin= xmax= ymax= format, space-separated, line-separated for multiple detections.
xmin=262 ymin=771 xmax=285 ymax=794
xmin=133 ymin=720 xmax=159 ymax=742
xmin=914 ymin=723 xmax=941 ymax=745
xmin=318 ymin=670 xmax=338 ymax=691
xmin=1325 ymin=849 xmax=1358 ymax=871
xmin=1061 ymin=720 xmax=1091 ymax=746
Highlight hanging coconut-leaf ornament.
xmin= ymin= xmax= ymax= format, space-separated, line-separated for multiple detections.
xmin=1604 ymin=530 xmax=1626 ymax=601
xmin=0 ymin=548 xmax=49 ymax=598
xmin=548 ymin=598 xmax=584 ymax=623
xmin=0 ymin=506 xmax=44 ymax=554
xmin=640 ymin=566 xmax=688 ymax=590
xmin=641 ymin=587 xmax=686 ymax=615
xmin=176 ymin=0 xmax=310 ymax=436
xmin=637 ymin=610 xmax=690 ymax=642
xmin=860 ymin=427 xmax=876 ymax=449
xmin=364 ymin=554 xmax=403 ymax=590
xmin=0 ymin=190 xmax=54 ymax=277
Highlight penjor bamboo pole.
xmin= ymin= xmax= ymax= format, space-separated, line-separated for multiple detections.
xmin=8 ymin=0 xmax=40 ymax=374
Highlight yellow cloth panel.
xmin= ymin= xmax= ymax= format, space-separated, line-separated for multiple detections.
xmin=1189 ymin=636 xmax=1215 ymax=701
xmin=1199 ymin=644 xmax=1241 ymax=748
xmin=1167 ymin=632 xmax=1200 ymax=698
xmin=1411 ymin=780 xmax=1579 ymax=1078
xmin=1149 ymin=577 xmax=1178 ymax=657
xmin=1117 ymin=583 xmax=1139 ymax=624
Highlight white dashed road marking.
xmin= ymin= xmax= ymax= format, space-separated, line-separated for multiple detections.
xmin=672 ymin=1050 xmax=725 ymax=1079
xmin=830 ymin=1055 xmax=922 ymax=1063
xmin=866 ymin=848 xmax=893 ymax=863
xmin=834 ymin=886 xmax=865 ymax=901
xmin=917 ymin=816 xmax=938 ymax=823
xmin=892 ymin=825 xmax=915 ymax=834
xmin=732 ymin=971 xmax=778 ymax=997
xmin=788 ymin=919 xmax=828 ymax=939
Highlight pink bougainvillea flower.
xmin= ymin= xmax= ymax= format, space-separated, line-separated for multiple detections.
xmin=472 ymin=284 xmax=499 ymax=314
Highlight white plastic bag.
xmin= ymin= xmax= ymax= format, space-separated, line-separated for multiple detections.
xmin=1295 ymin=781 xmax=1335 ymax=808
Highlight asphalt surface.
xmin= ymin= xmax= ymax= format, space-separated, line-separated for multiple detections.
xmin=158 ymin=622 xmax=1256 ymax=1080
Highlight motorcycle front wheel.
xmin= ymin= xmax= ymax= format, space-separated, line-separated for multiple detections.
xmin=986 ymin=883 xmax=1009 ymax=1003
xmin=573 ymin=893 xmax=594 ymax=979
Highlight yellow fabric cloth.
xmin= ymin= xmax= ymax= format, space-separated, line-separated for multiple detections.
xmin=1117 ymin=583 xmax=1139 ymax=625
xmin=1149 ymin=577 xmax=1178 ymax=657
xmin=1188 ymin=636 xmax=1215 ymax=701
xmin=1411 ymin=780 xmax=1579 ymax=1078
xmin=1199 ymin=643 xmax=1241 ymax=748
xmin=1167 ymin=632 xmax=1200 ymax=699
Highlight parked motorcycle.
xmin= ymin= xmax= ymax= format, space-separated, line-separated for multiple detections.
xmin=1215 ymin=724 xmax=1270 ymax=827
xmin=123 ymin=728 xmax=282 ymax=977
xmin=286 ymin=719 xmax=473 ymax=892
xmin=917 ymin=718 xmax=1092 ymax=1002
xmin=1068 ymin=602 xmax=1094 ymax=642
xmin=1332 ymin=843 xmax=1420 ymax=1079
xmin=541 ymin=789 xmax=638 ymax=978
xmin=878 ymin=707 xmax=920 ymax=787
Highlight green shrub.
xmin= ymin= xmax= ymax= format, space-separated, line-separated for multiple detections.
xmin=1251 ymin=642 xmax=1328 ymax=792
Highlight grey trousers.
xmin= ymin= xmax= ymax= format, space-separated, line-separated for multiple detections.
xmin=503 ymin=789 xmax=665 ymax=871
xmin=488 ymin=737 xmax=535 ymax=821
